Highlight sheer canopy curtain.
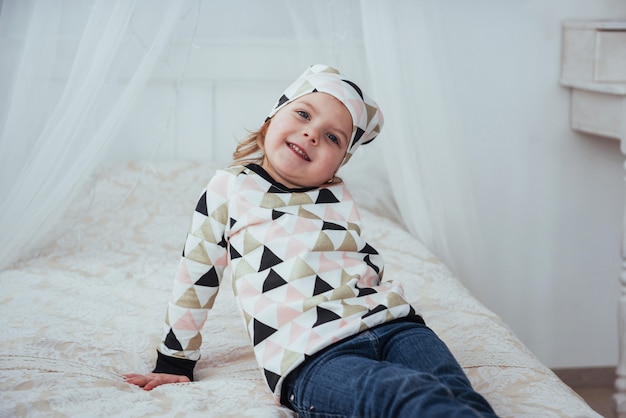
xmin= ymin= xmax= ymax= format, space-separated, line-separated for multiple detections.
xmin=0 ymin=0 xmax=187 ymax=270
xmin=293 ymin=0 xmax=485 ymax=294
xmin=0 ymin=0 xmax=486 ymax=299
xmin=359 ymin=1 xmax=486 ymax=294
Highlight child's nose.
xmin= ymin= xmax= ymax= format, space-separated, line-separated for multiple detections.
xmin=303 ymin=129 xmax=319 ymax=145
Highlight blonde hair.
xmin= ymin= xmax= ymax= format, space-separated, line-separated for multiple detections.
xmin=231 ymin=120 xmax=269 ymax=167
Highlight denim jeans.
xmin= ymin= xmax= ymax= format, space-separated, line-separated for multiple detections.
xmin=281 ymin=320 xmax=499 ymax=418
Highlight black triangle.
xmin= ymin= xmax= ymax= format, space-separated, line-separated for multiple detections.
xmin=272 ymin=210 xmax=286 ymax=220
xmin=253 ymin=318 xmax=278 ymax=346
xmin=262 ymin=269 xmax=288 ymax=292
xmin=315 ymin=189 xmax=339 ymax=204
xmin=259 ymin=246 xmax=283 ymax=271
xmin=357 ymin=287 xmax=377 ymax=297
xmin=322 ymin=221 xmax=345 ymax=231
xmin=269 ymin=185 xmax=288 ymax=194
xmin=313 ymin=276 xmax=333 ymax=296
xmin=364 ymin=254 xmax=380 ymax=274
xmin=363 ymin=304 xmax=386 ymax=319
xmin=230 ymin=245 xmax=242 ymax=259
xmin=195 ymin=192 xmax=208 ymax=216
xmin=264 ymin=368 xmax=281 ymax=392
xmin=359 ymin=243 xmax=378 ymax=255
xmin=164 ymin=329 xmax=184 ymax=351
xmin=230 ymin=217 xmax=237 ymax=228
xmin=351 ymin=127 xmax=365 ymax=149
xmin=217 ymin=236 xmax=227 ymax=248
xmin=341 ymin=79 xmax=364 ymax=99
xmin=313 ymin=306 xmax=341 ymax=327
xmin=276 ymin=94 xmax=289 ymax=108
xmin=195 ymin=267 xmax=220 ymax=287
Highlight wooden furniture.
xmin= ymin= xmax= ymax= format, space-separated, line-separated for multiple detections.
xmin=560 ymin=19 xmax=626 ymax=417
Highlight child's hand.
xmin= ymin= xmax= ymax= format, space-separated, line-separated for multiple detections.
xmin=123 ymin=373 xmax=190 ymax=390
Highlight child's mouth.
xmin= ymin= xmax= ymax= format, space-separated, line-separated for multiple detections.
xmin=288 ymin=143 xmax=310 ymax=161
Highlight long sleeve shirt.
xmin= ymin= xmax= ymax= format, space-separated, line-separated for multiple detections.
xmin=155 ymin=164 xmax=422 ymax=400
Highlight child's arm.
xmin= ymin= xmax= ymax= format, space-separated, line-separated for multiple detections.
xmin=125 ymin=172 xmax=230 ymax=388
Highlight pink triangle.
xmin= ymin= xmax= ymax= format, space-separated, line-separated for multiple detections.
xmin=348 ymin=202 xmax=360 ymax=223
xmin=305 ymin=330 xmax=325 ymax=352
xmin=288 ymin=321 xmax=310 ymax=346
xmin=284 ymin=237 xmax=309 ymax=260
xmin=341 ymin=253 xmax=362 ymax=268
xmin=173 ymin=310 xmax=200 ymax=331
xmin=262 ymin=339 xmax=283 ymax=364
xmin=175 ymin=260 xmax=193 ymax=284
xmin=265 ymin=223 xmax=290 ymax=242
xmin=323 ymin=205 xmax=344 ymax=223
xmin=286 ymin=285 xmax=308 ymax=303
xmin=241 ymin=174 xmax=265 ymax=192
xmin=292 ymin=217 xmax=321 ymax=235
xmin=237 ymin=279 xmax=262 ymax=299
xmin=276 ymin=305 xmax=302 ymax=327
xmin=254 ymin=294 xmax=276 ymax=316
xmin=208 ymin=173 xmax=230 ymax=198
xmin=317 ymin=253 xmax=343 ymax=274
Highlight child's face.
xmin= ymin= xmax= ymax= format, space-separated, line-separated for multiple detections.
xmin=261 ymin=92 xmax=352 ymax=189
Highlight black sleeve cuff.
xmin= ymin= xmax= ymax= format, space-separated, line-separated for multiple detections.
xmin=153 ymin=351 xmax=196 ymax=381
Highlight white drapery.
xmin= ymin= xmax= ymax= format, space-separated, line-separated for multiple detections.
xmin=0 ymin=0 xmax=188 ymax=270
xmin=0 ymin=0 xmax=484 ymax=295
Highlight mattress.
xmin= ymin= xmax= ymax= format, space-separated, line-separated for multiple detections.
xmin=0 ymin=160 xmax=600 ymax=417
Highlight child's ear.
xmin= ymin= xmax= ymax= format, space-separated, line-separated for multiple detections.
xmin=261 ymin=119 xmax=271 ymax=136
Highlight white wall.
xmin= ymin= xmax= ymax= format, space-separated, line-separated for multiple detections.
xmin=106 ymin=0 xmax=626 ymax=369
xmin=436 ymin=0 xmax=626 ymax=369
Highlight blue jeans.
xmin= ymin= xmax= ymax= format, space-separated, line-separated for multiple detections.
xmin=281 ymin=321 xmax=499 ymax=418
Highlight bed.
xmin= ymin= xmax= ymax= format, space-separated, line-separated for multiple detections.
xmin=0 ymin=160 xmax=601 ymax=417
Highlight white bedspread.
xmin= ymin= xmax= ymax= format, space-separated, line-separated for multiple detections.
xmin=0 ymin=161 xmax=600 ymax=417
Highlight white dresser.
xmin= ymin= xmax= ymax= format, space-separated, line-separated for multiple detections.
xmin=561 ymin=19 xmax=626 ymax=416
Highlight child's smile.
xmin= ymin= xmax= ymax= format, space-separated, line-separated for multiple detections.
xmin=261 ymin=92 xmax=352 ymax=189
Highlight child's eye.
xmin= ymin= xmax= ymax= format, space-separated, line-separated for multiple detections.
xmin=327 ymin=133 xmax=339 ymax=145
xmin=297 ymin=110 xmax=310 ymax=120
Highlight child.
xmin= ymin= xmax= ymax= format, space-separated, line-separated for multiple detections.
xmin=124 ymin=64 xmax=499 ymax=417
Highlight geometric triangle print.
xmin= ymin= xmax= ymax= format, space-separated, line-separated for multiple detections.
xmin=164 ymin=329 xmax=184 ymax=351
xmin=264 ymin=368 xmax=281 ymax=393
xmin=312 ymin=232 xmax=334 ymax=252
xmin=359 ymin=243 xmax=379 ymax=254
xmin=243 ymin=230 xmax=263 ymax=255
xmin=176 ymin=287 xmax=202 ymax=309
xmin=297 ymin=207 xmax=321 ymax=220
xmin=259 ymin=246 xmax=283 ymax=271
xmin=194 ymin=268 xmax=219 ymax=287
xmin=322 ymin=221 xmax=345 ymax=231
xmin=315 ymin=189 xmax=339 ymax=204
xmin=335 ymin=231 xmax=357 ymax=252
xmin=186 ymin=241 xmax=211 ymax=265
xmin=253 ymin=318 xmax=278 ymax=346
xmin=341 ymin=300 xmax=369 ymax=318
xmin=173 ymin=310 xmax=200 ymax=331
xmin=289 ymin=257 xmax=316 ymax=281
xmin=357 ymin=286 xmax=377 ymax=297
xmin=280 ymin=349 xmax=303 ymax=375
xmin=363 ymin=254 xmax=380 ymax=274
xmin=312 ymin=276 xmax=333 ymax=296
xmin=195 ymin=191 xmax=208 ymax=216
xmin=229 ymin=244 xmax=242 ymax=260
xmin=262 ymin=268 xmax=288 ymax=293
xmin=288 ymin=192 xmax=314 ymax=206
xmin=351 ymin=127 xmax=365 ymax=149
xmin=312 ymin=306 xmax=341 ymax=327
xmin=362 ymin=304 xmax=386 ymax=319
